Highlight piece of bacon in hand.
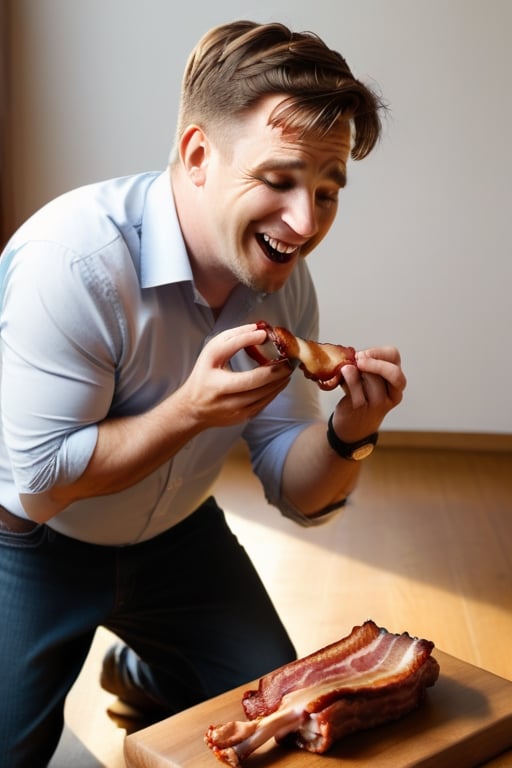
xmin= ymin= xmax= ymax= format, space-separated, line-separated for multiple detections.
xmin=205 ymin=620 xmax=440 ymax=766
xmin=245 ymin=321 xmax=356 ymax=391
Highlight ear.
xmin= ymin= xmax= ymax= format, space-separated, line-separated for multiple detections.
xmin=178 ymin=125 xmax=210 ymax=186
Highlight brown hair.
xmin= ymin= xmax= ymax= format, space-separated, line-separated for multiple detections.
xmin=171 ymin=20 xmax=384 ymax=163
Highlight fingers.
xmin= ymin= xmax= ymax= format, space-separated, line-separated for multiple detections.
xmin=338 ymin=346 xmax=406 ymax=414
xmin=357 ymin=346 xmax=402 ymax=365
xmin=186 ymin=325 xmax=292 ymax=429
xmin=205 ymin=324 xmax=267 ymax=368
xmin=244 ymin=372 xmax=291 ymax=417
xmin=340 ymin=364 xmax=367 ymax=409
xmin=355 ymin=347 xmax=407 ymax=405
xmin=205 ymin=325 xmax=292 ymax=393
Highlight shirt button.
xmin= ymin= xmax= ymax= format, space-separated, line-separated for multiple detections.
xmin=167 ymin=477 xmax=183 ymax=492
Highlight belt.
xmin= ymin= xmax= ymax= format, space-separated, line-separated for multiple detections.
xmin=0 ymin=505 xmax=38 ymax=533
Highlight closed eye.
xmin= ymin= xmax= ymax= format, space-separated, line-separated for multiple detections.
xmin=317 ymin=189 xmax=339 ymax=206
xmin=262 ymin=177 xmax=339 ymax=202
xmin=261 ymin=176 xmax=294 ymax=191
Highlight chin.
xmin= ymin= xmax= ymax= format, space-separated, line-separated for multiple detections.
xmin=233 ymin=251 xmax=294 ymax=294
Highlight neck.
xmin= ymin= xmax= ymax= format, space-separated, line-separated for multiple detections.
xmin=189 ymin=249 xmax=236 ymax=306
xmin=171 ymin=167 xmax=238 ymax=312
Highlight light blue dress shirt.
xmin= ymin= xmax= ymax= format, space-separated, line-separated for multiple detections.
xmin=0 ymin=170 xmax=323 ymax=544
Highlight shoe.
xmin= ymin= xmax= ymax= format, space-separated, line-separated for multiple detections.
xmin=100 ymin=643 xmax=170 ymax=729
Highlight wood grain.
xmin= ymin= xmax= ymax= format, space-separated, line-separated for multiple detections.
xmin=378 ymin=431 xmax=512 ymax=452
xmin=50 ymin=444 xmax=512 ymax=766
xmin=124 ymin=650 xmax=512 ymax=768
xmin=215 ymin=445 xmax=512 ymax=682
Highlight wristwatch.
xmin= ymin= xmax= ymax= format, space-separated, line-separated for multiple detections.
xmin=327 ymin=414 xmax=378 ymax=461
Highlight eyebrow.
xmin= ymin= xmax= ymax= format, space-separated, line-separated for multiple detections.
xmin=255 ymin=159 xmax=347 ymax=188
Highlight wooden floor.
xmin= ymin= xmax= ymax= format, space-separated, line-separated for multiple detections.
xmin=49 ymin=443 xmax=512 ymax=767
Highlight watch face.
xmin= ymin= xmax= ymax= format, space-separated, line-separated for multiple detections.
xmin=351 ymin=443 xmax=375 ymax=461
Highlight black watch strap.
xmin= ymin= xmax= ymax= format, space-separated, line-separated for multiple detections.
xmin=327 ymin=414 xmax=378 ymax=461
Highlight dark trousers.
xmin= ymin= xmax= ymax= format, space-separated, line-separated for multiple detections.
xmin=0 ymin=497 xmax=296 ymax=767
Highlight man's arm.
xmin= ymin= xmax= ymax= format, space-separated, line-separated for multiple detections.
xmin=281 ymin=347 xmax=406 ymax=517
xmin=20 ymin=325 xmax=292 ymax=522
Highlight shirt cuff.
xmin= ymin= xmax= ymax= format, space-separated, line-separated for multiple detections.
xmin=279 ymin=496 xmax=347 ymax=527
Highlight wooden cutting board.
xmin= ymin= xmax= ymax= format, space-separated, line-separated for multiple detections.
xmin=124 ymin=650 xmax=512 ymax=768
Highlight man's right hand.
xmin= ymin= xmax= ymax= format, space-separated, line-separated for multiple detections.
xmin=178 ymin=323 xmax=292 ymax=430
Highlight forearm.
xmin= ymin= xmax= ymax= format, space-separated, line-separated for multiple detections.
xmin=280 ymin=421 xmax=361 ymax=517
xmin=280 ymin=344 xmax=408 ymax=518
xmin=19 ymin=324 xmax=292 ymax=523
xmin=20 ymin=387 xmax=200 ymax=522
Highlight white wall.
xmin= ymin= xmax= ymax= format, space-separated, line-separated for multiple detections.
xmin=8 ymin=0 xmax=512 ymax=434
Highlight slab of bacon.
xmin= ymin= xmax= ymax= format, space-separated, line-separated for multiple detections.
xmin=245 ymin=320 xmax=356 ymax=391
xmin=205 ymin=620 xmax=440 ymax=766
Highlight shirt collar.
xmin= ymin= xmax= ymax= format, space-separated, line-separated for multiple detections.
xmin=140 ymin=169 xmax=193 ymax=288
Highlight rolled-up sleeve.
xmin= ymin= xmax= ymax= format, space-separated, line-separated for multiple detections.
xmin=0 ymin=241 xmax=123 ymax=494
xmin=243 ymin=375 xmax=329 ymax=525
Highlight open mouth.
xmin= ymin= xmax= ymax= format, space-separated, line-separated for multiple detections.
xmin=256 ymin=233 xmax=299 ymax=264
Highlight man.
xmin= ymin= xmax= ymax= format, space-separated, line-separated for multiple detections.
xmin=0 ymin=20 xmax=406 ymax=766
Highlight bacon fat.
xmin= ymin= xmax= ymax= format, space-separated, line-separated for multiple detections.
xmin=245 ymin=321 xmax=356 ymax=391
xmin=205 ymin=620 xmax=440 ymax=766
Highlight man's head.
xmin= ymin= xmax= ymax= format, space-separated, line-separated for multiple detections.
xmin=170 ymin=20 xmax=383 ymax=164
xmin=170 ymin=21 xmax=385 ymax=305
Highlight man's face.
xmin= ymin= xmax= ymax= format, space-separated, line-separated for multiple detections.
xmin=198 ymin=95 xmax=352 ymax=295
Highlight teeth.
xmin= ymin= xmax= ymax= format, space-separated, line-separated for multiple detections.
xmin=262 ymin=234 xmax=297 ymax=255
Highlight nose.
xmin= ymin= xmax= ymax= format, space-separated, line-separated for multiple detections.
xmin=281 ymin=190 xmax=318 ymax=239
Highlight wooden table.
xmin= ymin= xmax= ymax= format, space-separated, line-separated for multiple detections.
xmin=124 ymin=446 xmax=512 ymax=767
xmin=124 ymin=650 xmax=512 ymax=768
